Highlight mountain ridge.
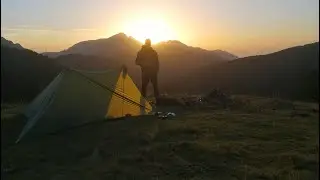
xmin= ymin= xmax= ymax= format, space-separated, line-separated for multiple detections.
xmin=190 ymin=42 xmax=319 ymax=101
xmin=1 ymin=37 xmax=24 ymax=50
xmin=42 ymin=33 xmax=238 ymax=61
xmin=2 ymin=36 xmax=317 ymax=102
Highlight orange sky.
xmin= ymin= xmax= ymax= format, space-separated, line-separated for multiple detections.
xmin=1 ymin=0 xmax=319 ymax=57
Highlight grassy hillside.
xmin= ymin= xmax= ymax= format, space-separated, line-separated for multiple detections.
xmin=2 ymin=96 xmax=318 ymax=179
xmin=1 ymin=46 xmax=61 ymax=103
xmin=192 ymin=42 xmax=319 ymax=102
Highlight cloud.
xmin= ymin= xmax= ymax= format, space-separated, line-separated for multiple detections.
xmin=1 ymin=26 xmax=98 ymax=33
xmin=70 ymin=28 xmax=97 ymax=32
xmin=2 ymin=28 xmax=56 ymax=33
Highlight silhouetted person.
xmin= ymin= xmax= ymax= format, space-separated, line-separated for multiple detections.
xmin=135 ymin=39 xmax=160 ymax=99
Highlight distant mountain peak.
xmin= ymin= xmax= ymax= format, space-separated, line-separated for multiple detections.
xmin=161 ymin=40 xmax=184 ymax=44
xmin=109 ymin=32 xmax=128 ymax=39
xmin=166 ymin=40 xmax=183 ymax=44
xmin=212 ymin=49 xmax=238 ymax=60
xmin=156 ymin=40 xmax=188 ymax=48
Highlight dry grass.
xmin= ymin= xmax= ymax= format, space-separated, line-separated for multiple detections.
xmin=1 ymin=96 xmax=319 ymax=180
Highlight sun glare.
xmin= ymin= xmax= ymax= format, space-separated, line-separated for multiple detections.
xmin=124 ymin=18 xmax=175 ymax=44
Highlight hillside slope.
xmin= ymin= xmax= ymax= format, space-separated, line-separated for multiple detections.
xmin=1 ymin=46 xmax=61 ymax=102
xmin=54 ymin=54 xmax=119 ymax=71
xmin=194 ymin=42 xmax=319 ymax=101
xmin=1 ymin=37 xmax=24 ymax=50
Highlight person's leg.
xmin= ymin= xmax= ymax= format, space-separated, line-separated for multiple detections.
xmin=141 ymin=70 xmax=149 ymax=98
xmin=151 ymin=72 xmax=160 ymax=99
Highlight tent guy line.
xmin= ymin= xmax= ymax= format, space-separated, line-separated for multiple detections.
xmin=68 ymin=68 xmax=152 ymax=110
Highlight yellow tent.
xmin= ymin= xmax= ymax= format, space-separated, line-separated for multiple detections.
xmin=16 ymin=67 xmax=152 ymax=143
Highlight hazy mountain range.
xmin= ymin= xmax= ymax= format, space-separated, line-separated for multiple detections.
xmin=42 ymin=33 xmax=238 ymax=61
xmin=41 ymin=33 xmax=239 ymax=90
xmin=1 ymin=34 xmax=318 ymax=102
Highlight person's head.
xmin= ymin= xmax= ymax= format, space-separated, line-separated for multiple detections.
xmin=145 ymin=39 xmax=151 ymax=47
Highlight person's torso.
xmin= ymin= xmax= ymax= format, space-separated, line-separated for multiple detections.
xmin=138 ymin=47 xmax=158 ymax=68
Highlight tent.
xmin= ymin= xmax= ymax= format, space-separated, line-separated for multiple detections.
xmin=16 ymin=67 xmax=152 ymax=143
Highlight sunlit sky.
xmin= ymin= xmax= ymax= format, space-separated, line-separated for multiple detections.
xmin=1 ymin=0 xmax=319 ymax=57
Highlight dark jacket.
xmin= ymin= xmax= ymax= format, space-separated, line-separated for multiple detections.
xmin=135 ymin=45 xmax=159 ymax=72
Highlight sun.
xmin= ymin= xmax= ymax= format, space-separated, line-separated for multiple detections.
xmin=124 ymin=18 xmax=175 ymax=44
